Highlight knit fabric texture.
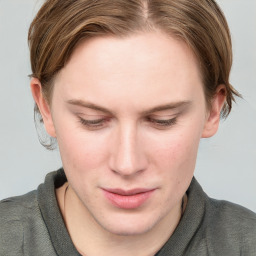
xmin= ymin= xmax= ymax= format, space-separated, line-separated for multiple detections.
xmin=1 ymin=169 xmax=256 ymax=256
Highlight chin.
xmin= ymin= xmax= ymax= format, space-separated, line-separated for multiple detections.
xmin=103 ymin=224 xmax=155 ymax=237
xmin=97 ymin=212 xmax=161 ymax=236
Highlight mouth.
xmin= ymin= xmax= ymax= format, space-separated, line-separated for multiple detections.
xmin=102 ymin=188 xmax=156 ymax=209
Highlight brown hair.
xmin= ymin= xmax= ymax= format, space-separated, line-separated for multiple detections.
xmin=28 ymin=0 xmax=240 ymax=149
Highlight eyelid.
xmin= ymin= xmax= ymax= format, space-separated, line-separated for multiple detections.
xmin=146 ymin=116 xmax=177 ymax=128
xmin=149 ymin=110 xmax=178 ymax=116
xmin=77 ymin=116 xmax=110 ymax=130
xmin=147 ymin=111 xmax=177 ymax=121
xmin=80 ymin=117 xmax=105 ymax=124
xmin=75 ymin=112 xmax=107 ymax=118
xmin=149 ymin=114 xmax=176 ymax=120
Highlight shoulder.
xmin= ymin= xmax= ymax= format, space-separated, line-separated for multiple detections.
xmin=0 ymin=191 xmax=38 ymax=255
xmin=0 ymin=190 xmax=39 ymax=226
xmin=0 ymin=190 xmax=38 ymax=217
xmin=208 ymin=198 xmax=256 ymax=230
xmin=204 ymin=197 xmax=256 ymax=254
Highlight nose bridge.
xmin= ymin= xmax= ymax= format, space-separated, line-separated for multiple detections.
xmin=110 ymin=122 xmax=146 ymax=176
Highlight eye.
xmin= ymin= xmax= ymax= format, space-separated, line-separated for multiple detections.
xmin=147 ymin=116 xmax=177 ymax=129
xmin=78 ymin=117 xmax=109 ymax=130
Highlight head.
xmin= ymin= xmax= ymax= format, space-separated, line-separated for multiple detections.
xmin=29 ymin=0 xmax=240 ymax=236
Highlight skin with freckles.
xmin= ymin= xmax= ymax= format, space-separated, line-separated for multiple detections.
xmin=31 ymin=30 xmax=225 ymax=255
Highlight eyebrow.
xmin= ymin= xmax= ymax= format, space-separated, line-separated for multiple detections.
xmin=141 ymin=101 xmax=192 ymax=115
xmin=67 ymin=99 xmax=113 ymax=115
xmin=67 ymin=99 xmax=192 ymax=116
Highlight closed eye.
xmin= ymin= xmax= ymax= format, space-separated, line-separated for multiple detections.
xmin=77 ymin=116 xmax=177 ymax=130
xmin=147 ymin=117 xmax=177 ymax=128
xmin=78 ymin=117 xmax=109 ymax=130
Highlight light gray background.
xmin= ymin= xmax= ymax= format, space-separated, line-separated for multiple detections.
xmin=0 ymin=0 xmax=255 ymax=212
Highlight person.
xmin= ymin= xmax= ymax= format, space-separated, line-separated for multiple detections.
xmin=0 ymin=0 xmax=255 ymax=255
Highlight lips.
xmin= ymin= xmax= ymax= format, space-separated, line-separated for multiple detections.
xmin=102 ymin=188 xmax=155 ymax=209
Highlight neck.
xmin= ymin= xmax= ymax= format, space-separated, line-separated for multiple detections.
xmin=57 ymin=183 xmax=186 ymax=256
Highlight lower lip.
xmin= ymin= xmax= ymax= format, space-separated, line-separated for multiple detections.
xmin=103 ymin=190 xmax=155 ymax=209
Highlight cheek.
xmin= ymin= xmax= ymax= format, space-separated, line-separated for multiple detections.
xmin=56 ymin=129 xmax=109 ymax=198
xmin=56 ymin=123 xmax=108 ymax=174
xmin=150 ymin=127 xmax=202 ymax=176
xmin=151 ymin=130 xmax=201 ymax=203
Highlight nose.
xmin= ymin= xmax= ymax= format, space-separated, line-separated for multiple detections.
xmin=109 ymin=123 xmax=148 ymax=177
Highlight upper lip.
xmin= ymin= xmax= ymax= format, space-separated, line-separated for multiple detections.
xmin=102 ymin=188 xmax=155 ymax=196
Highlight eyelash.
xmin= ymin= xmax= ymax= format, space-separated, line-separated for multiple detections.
xmin=79 ymin=117 xmax=106 ymax=129
xmin=146 ymin=117 xmax=177 ymax=128
xmin=78 ymin=116 xmax=177 ymax=130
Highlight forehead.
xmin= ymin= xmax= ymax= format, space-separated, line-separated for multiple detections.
xmin=68 ymin=30 xmax=200 ymax=77
xmin=54 ymin=31 xmax=204 ymax=110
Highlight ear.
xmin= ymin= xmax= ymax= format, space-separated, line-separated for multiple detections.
xmin=30 ymin=78 xmax=56 ymax=138
xmin=201 ymin=85 xmax=226 ymax=138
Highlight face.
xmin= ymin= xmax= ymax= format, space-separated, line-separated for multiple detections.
xmin=33 ymin=31 xmax=223 ymax=236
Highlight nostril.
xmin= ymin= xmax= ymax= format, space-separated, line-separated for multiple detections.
xmin=109 ymin=151 xmax=147 ymax=177
xmin=108 ymin=125 xmax=148 ymax=176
